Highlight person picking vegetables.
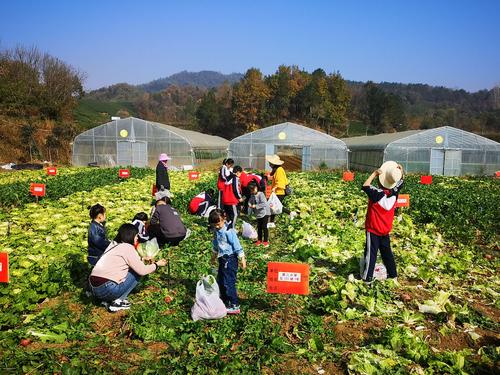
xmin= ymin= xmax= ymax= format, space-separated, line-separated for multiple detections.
xmin=208 ymin=209 xmax=246 ymax=315
xmin=89 ymin=224 xmax=167 ymax=312
xmin=360 ymin=161 xmax=404 ymax=284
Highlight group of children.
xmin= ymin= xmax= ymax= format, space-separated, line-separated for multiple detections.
xmin=86 ymin=151 xmax=405 ymax=316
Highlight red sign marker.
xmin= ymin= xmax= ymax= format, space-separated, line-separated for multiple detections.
xmin=265 ymin=184 xmax=273 ymax=199
xmin=395 ymin=194 xmax=410 ymax=208
xmin=0 ymin=253 xmax=9 ymax=283
xmin=267 ymin=262 xmax=310 ymax=295
xmin=343 ymin=171 xmax=354 ymax=181
xmin=47 ymin=167 xmax=57 ymax=176
xmin=30 ymin=183 xmax=46 ymax=197
xmin=420 ymin=175 xmax=432 ymax=184
xmin=119 ymin=169 xmax=130 ymax=178
xmin=188 ymin=171 xmax=200 ymax=181
xmin=495 ymin=171 xmax=500 ymax=178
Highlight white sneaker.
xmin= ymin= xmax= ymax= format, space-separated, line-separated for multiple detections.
xmin=289 ymin=211 xmax=298 ymax=220
xmin=267 ymin=222 xmax=276 ymax=229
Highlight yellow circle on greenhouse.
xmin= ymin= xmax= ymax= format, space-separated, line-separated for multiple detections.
xmin=120 ymin=129 xmax=128 ymax=138
xmin=278 ymin=131 xmax=287 ymax=140
xmin=435 ymin=135 xmax=443 ymax=144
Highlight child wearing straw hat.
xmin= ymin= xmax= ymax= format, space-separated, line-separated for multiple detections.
xmin=360 ymin=161 xmax=404 ymax=283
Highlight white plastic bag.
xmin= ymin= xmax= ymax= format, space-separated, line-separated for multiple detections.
xmin=268 ymin=192 xmax=283 ymax=215
xmin=241 ymin=221 xmax=258 ymax=240
xmin=191 ymin=275 xmax=227 ymax=321
xmin=359 ymin=258 xmax=387 ymax=281
xmin=137 ymin=237 xmax=161 ymax=259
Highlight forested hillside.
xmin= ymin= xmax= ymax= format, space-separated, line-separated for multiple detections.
xmin=1 ymin=44 xmax=499 ymax=164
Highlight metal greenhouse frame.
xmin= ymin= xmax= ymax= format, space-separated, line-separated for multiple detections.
xmin=72 ymin=117 xmax=229 ymax=168
xmin=343 ymin=126 xmax=500 ymax=176
xmin=228 ymin=122 xmax=348 ymax=171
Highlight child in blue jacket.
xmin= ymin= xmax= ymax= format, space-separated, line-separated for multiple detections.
xmin=209 ymin=209 xmax=247 ymax=315
xmin=87 ymin=204 xmax=111 ymax=266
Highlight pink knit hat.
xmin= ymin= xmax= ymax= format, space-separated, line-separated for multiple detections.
xmin=159 ymin=153 xmax=171 ymax=161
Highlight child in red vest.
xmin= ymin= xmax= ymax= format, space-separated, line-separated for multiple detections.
xmin=188 ymin=189 xmax=215 ymax=217
xmin=233 ymin=166 xmax=266 ymax=213
xmin=361 ymin=161 xmax=404 ymax=283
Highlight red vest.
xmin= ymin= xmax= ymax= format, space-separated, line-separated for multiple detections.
xmin=222 ymin=178 xmax=241 ymax=205
xmin=239 ymin=172 xmax=262 ymax=188
xmin=365 ymin=190 xmax=397 ymax=236
xmin=189 ymin=193 xmax=205 ymax=214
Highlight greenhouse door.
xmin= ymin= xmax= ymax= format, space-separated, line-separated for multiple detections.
xmin=302 ymin=146 xmax=311 ymax=170
xmin=117 ymin=141 xmax=147 ymax=167
xmin=443 ymin=150 xmax=461 ymax=176
xmin=276 ymin=145 xmax=303 ymax=171
xmin=430 ymin=149 xmax=461 ymax=176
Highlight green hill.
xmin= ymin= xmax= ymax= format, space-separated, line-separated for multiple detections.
xmin=73 ymin=98 xmax=137 ymax=130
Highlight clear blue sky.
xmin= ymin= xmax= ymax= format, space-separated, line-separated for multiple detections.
xmin=1 ymin=0 xmax=499 ymax=92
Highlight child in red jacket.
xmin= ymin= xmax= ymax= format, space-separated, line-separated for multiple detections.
xmin=361 ymin=161 xmax=404 ymax=283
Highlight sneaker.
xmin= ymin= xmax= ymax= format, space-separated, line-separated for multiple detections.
xmin=101 ymin=301 xmax=109 ymax=308
xmin=255 ymin=240 xmax=262 ymax=246
xmin=267 ymin=222 xmax=276 ymax=229
xmin=226 ymin=305 xmax=241 ymax=315
xmin=262 ymin=242 xmax=269 ymax=248
xmin=107 ymin=299 xmax=131 ymax=312
xmin=289 ymin=211 xmax=298 ymax=220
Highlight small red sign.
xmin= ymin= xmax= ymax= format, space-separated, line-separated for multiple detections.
xmin=267 ymin=262 xmax=310 ymax=295
xmin=420 ymin=175 xmax=432 ymax=184
xmin=265 ymin=184 xmax=273 ymax=199
xmin=119 ymin=169 xmax=130 ymax=178
xmin=30 ymin=183 xmax=46 ymax=197
xmin=47 ymin=167 xmax=57 ymax=176
xmin=395 ymin=194 xmax=410 ymax=208
xmin=188 ymin=171 xmax=200 ymax=181
xmin=0 ymin=253 xmax=9 ymax=283
xmin=152 ymin=184 xmax=158 ymax=196
xmin=495 ymin=171 xmax=500 ymax=178
xmin=343 ymin=171 xmax=354 ymax=181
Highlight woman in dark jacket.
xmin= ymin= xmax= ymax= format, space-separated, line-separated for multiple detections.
xmin=156 ymin=153 xmax=171 ymax=190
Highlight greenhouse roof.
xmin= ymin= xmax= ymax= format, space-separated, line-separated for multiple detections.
xmin=343 ymin=126 xmax=500 ymax=150
xmin=231 ymin=122 xmax=347 ymax=147
xmin=342 ymin=130 xmax=421 ymax=150
xmin=78 ymin=117 xmax=229 ymax=149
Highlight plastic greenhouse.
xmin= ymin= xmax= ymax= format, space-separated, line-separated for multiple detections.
xmin=72 ymin=117 xmax=229 ymax=168
xmin=343 ymin=126 xmax=500 ymax=176
xmin=228 ymin=122 xmax=348 ymax=171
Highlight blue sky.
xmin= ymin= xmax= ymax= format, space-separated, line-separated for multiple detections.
xmin=1 ymin=0 xmax=499 ymax=92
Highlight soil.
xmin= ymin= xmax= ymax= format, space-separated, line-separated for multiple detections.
xmin=325 ymin=317 xmax=385 ymax=346
xmin=264 ymin=355 xmax=345 ymax=375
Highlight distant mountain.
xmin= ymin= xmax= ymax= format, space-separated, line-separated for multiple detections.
xmin=138 ymin=70 xmax=243 ymax=92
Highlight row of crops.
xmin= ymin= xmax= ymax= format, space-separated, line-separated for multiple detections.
xmin=0 ymin=169 xmax=498 ymax=373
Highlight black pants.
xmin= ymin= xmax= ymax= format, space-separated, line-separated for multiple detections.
xmin=361 ymin=231 xmax=397 ymax=281
xmin=223 ymin=204 xmax=238 ymax=230
xmin=148 ymin=224 xmax=185 ymax=248
xmin=257 ymin=215 xmax=269 ymax=242
xmin=270 ymin=194 xmax=290 ymax=222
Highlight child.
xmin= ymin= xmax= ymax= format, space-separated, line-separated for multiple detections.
xmin=221 ymin=169 xmax=244 ymax=230
xmin=217 ymin=158 xmax=234 ymax=209
xmin=87 ymin=204 xmax=111 ymax=266
xmin=247 ymin=181 xmax=271 ymax=247
xmin=132 ymin=212 xmax=149 ymax=243
xmin=188 ymin=189 xmax=215 ymax=217
xmin=209 ymin=209 xmax=247 ymax=315
xmin=361 ymin=161 xmax=404 ymax=283
xmin=233 ymin=166 xmax=266 ymax=213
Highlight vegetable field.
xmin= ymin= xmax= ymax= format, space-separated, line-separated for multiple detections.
xmin=0 ymin=169 xmax=499 ymax=374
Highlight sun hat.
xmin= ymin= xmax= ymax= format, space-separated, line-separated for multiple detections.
xmin=155 ymin=189 xmax=172 ymax=201
xmin=159 ymin=153 xmax=171 ymax=161
xmin=378 ymin=161 xmax=402 ymax=189
xmin=265 ymin=154 xmax=284 ymax=166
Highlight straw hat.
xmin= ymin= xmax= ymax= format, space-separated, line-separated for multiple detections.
xmin=378 ymin=161 xmax=402 ymax=189
xmin=265 ymin=154 xmax=284 ymax=166
xmin=159 ymin=153 xmax=171 ymax=161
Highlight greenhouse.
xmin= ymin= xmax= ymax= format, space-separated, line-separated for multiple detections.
xmin=343 ymin=126 xmax=500 ymax=176
xmin=72 ymin=117 xmax=229 ymax=168
xmin=228 ymin=122 xmax=348 ymax=171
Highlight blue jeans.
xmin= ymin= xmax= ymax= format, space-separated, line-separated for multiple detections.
xmin=217 ymin=254 xmax=239 ymax=306
xmin=90 ymin=270 xmax=140 ymax=302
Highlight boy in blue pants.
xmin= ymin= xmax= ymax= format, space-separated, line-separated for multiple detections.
xmin=361 ymin=161 xmax=404 ymax=283
xmin=209 ymin=209 xmax=247 ymax=314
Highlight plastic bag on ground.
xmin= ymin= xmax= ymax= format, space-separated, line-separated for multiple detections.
xmin=241 ymin=221 xmax=258 ymax=240
xmin=191 ymin=275 xmax=227 ymax=321
xmin=359 ymin=258 xmax=387 ymax=281
xmin=268 ymin=192 xmax=283 ymax=215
